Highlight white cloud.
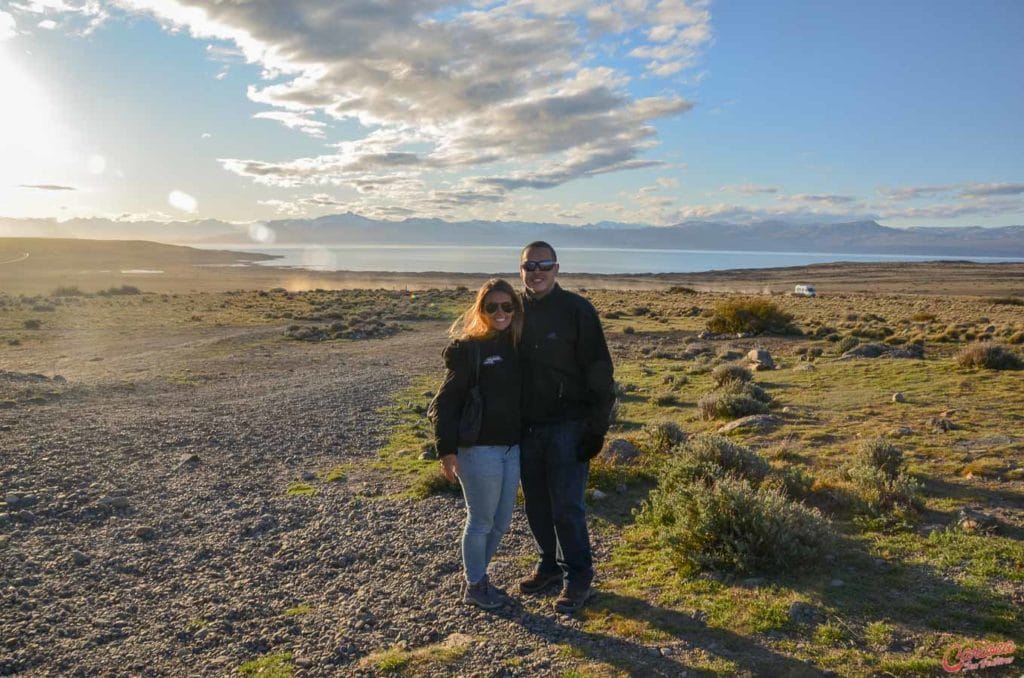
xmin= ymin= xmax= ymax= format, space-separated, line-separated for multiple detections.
xmin=252 ymin=110 xmax=327 ymax=137
xmin=720 ymin=183 xmax=778 ymax=195
xmin=37 ymin=18 xmax=57 ymax=29
xmin=878 ymin=184 xmax=954 ymax=200
xmin=51 ymin=0 xmax=709 ymax=216
xmin=167 ymin=189 xmax=197 ymax=212
xmin=880 ymin=201 xmax=1024 ymax=220
xmin=0 ymin=11 xmax=17 ymax=39
xmin=201 ymin=132 xmax=211 ymax=139
xmin=785 ymin=193 xmax=858 ymax=206
xmin=960 ymin=182 xmax=1024 ymax=198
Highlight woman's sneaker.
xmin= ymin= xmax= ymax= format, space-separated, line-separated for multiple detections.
xmin=463 ymin=575 xmax=503 ymax=609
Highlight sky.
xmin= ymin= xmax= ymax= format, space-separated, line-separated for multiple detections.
xmin=1 ymin=0 xmax=1022 ymax=229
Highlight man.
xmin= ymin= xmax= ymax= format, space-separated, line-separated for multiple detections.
xmin=516 ymin=241 xmax=615 ymax=614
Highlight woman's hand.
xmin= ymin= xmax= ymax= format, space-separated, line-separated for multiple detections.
xmin=440 ymin=454 xmax=459 ymax=483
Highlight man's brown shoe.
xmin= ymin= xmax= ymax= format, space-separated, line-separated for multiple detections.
xmin=553 ymin=583 xmax=594 ymax=614
xmin=518 ymin=568 xmax=563 ymax=595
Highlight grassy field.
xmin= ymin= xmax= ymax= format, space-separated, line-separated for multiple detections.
xmin=2 ymin=277 xmax=1021 ymax=676
xmin=378 ymin=287 xmax=1024 ymax=676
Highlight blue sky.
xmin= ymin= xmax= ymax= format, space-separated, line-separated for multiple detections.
xmin=1 ymin=0 xmax=1021 ymax=229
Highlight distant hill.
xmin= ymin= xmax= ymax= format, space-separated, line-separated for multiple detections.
xmin=2 ymin=214 xmax=1023 ymax=257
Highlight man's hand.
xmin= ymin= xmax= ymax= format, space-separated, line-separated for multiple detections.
xmin=579 ymin=431 xmax=605 ymax=462
xmin=440 ymin=454 xmax=459 ymax=483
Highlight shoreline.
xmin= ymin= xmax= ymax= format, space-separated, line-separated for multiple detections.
xmin=1 ymin=237 xmax=1023 ymax=296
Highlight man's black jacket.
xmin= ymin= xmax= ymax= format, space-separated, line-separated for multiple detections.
xmin=430 ymin=333 xmax=522 ymax=457
xmin=520 ymin=284 xmax=615 ymax=437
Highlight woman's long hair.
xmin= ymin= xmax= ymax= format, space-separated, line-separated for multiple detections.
xmin=449 ymin=278 xmax=523 ymax=346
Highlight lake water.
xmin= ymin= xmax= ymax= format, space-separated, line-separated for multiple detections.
xmin=199 ymin=244 xmax=1024 ymax=275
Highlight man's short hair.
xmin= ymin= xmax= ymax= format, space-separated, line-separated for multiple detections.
xmin=521 ymin=241 xmax=557 ymax=262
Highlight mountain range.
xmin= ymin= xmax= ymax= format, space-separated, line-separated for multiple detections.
xmin=2 ymin=214 xmax=1023 ymax=258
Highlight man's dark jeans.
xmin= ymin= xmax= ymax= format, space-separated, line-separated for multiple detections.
xmin=520 ymin=419 xmax=593 ymax=589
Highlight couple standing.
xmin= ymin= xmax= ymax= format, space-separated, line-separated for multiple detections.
xmin=430 ymin=241 xmax=616 ymax=614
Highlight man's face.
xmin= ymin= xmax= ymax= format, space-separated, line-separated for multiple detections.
xmin=520 ymin=246 xmax=559 ymax=297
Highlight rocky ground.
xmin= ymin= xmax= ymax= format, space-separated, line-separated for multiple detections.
xmin=0 ymin=323 xmax=722 ymax=677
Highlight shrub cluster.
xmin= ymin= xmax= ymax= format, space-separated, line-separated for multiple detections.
xmin=639 ymin=435 xmax=832 ymax=574
xmin=706 ymin=298 xmax=797 ymax=335
xmin=845 ymin=438 xmax=921 ymax=518
xmin=711 ymin=363 xmax=752 ymax=387
xmin=642 ymin=420 xmax=687 ymax=454
xmin=955 ymin=343 xmax=1023 ymax=370
xmin=698 ymin=380 xmax=771 ymax=420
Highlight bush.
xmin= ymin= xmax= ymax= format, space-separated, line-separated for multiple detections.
xmin=956 ymin=343 xmax=1023 ymax=370
xmin=845 ymin=438 xmax=921 ymax=517
xmin=98 ymin=285 xmax=142 ymax=296
xmin=991 ymin=297 xmax=1024 ymax=306
xmin=640 ymin=474 xmax=833 ymax=574
xmin=642 ymin=420 xmax=687 ymax=454
xmin=659 ymin=434 xmax=771 ymax=486
xmin=652 ymin=392 xmax=680 ymax=407
xmin=836 ymin=335 xmax=859 ymax=354
xmin=51 ymin=286 xmax=85 ymax=297
xmin=721 ymin=380 xmax=772 ymax=403
xmin=698 ymin=390 xmax=769 ymax=420
xmin=23 ymin=319 xmax=41 ymax=330
xmin=711 ymin=363 xmax=753 ymax=387
xmin=706 ymin=298 xmax=797 ymax=335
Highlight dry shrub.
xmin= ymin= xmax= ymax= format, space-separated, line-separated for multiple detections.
xmin=991 ymin=297 xmax=1024 ymax=306
xmin=698 ymin=391 xmax=769 ymax=420
xmin=706 ymin=297 xmax=797 ymax=335
xmin=711 ymin=363 xmax=753 ymax=387
xmin=722 ymin=380 xmax=772 ymax=403
xmin=845 ymin=438 xmax=921 ymax=518
xmin=956 ymin=343 xmax=1023 ymax=370
xmin=642 ymin=420 xmax=687 ymax=455
xmin=640 ymin=474 xmax=833 ymax=575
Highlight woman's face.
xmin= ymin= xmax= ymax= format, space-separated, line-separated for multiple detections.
xmin=482 ymin=290 xmax=514 ymax=332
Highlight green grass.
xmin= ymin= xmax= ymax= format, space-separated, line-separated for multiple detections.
xmin=283 ymin=604 xmax=313 ymax=616
xmin=358 ymin=634 xmax=474 ymax=673
xmin=284 ymin=482 xmax=316 ymax=496
xmin=237 ymin=652 xmax=294 ymax=677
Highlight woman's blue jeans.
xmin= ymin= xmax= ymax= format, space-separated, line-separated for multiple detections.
xmin=457 ymin=444 xmax=520 ymax=584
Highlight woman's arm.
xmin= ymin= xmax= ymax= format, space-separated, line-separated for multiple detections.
xmin=429 ymin=341 xmax=472 ymax=458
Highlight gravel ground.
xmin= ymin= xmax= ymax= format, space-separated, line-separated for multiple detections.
xmin=0 ymin=324 xmax=710 ymax=677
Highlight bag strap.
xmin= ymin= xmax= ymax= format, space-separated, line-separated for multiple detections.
xmin=470 ymin=341 xmax=481 ymax=387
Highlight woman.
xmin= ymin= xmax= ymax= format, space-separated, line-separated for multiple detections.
xmin=430 ymin=278 xmax=523 ymax=609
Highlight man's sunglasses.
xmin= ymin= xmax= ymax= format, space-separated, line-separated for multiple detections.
xmin=484 ymin=301 xmax=516 ymax=315
xmin=520 ymin=259 xmax=556 ymax=272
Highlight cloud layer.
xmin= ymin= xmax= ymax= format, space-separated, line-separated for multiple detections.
xmin=13 ymin=0 xmax=709 ymax=215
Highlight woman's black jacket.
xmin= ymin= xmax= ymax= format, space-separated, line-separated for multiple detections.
xmin=430 ymin=333 xmax=521 ymax=457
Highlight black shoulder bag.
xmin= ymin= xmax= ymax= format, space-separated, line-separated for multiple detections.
xmin=457 ymin=342 xmax=484 ymax=446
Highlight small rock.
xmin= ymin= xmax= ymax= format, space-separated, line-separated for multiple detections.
xmin=602 ymin=438 xmax=641 ymax=465
xmin=301 ymin=471 xmax=317 ymax=482
xmin=891 ymin=426 xmax=914 ymax=438
xmin=98 ymin=495 xmax=130 ymax=509
xmin=957 ymin=507 xmax=998 ymax=534
xmin=134 ymin=525 xmax=157 ymax=541
xmin=176 ymin=453 xmax=201 ymax=468
xmin=892 ymin=392 xmax=906 ymax=403
xmin=615 ymin=483 xmax=627 ymax=494
xmin=70 ymin=550 xmax=90 ymax=566
xmin=294 ymin=658 xmax=313 ymax=669
xmin=418 ymin=443 xmax=438 ymax=461
xmin=788 ymin=602 xmax=824 ymax=625
xmin=782 ymin=406 xmax=794 ymax=414
xmin=746 ymin=348 xmax=775 ymax=370
xmin=796 ymin=363 xmax=816 ymax=371
xmin=717 ymin=414 xmax=782 ymax=434
xmin=587 ymin=489 xmax=607 ymax=501
xmin=829 ymin=579 xmax=844 ymax=587
xmin=0 ymin=535 xmax=9 ymax=548
xmin=928 ymin=416 xmax=958 ymax=432
xmin=659 ymin=647 xmax=673 ymax=657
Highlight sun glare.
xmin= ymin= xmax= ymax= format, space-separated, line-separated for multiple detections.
xmin=0 ymin=45 xmax=75 ymax=187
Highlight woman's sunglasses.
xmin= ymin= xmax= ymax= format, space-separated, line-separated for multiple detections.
xmin=520 ymin=259 xmax=556 ymax=272
xmin=484 ymin=301 xmax=516 ymax=315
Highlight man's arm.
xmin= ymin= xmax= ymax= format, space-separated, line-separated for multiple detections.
xmin=575 ymin=300 xmax=616 ymax=458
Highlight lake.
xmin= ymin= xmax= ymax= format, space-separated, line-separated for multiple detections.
xmin=198 ymin=243 xmax=1024 ymax=275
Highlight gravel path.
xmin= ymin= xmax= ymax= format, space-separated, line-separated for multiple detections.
xmin=0 ymin=324 xmax=708 ymax=677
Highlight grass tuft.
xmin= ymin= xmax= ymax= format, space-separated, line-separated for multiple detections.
xmin=956 ymin=342 xmax=1023 ymax=370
